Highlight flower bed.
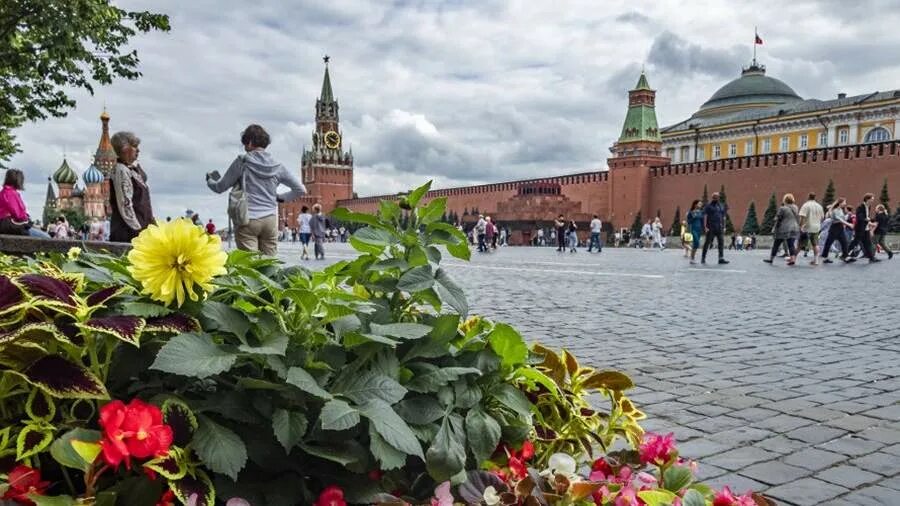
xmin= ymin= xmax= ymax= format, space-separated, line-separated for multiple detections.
xmin=0 ymin=182 xmax=770 ymax=505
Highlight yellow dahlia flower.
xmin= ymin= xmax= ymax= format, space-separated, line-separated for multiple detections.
xmin=127 ymin=219 xmax=227 ymax=307
xmin=67 ymin=246 xmax=82 ymax=260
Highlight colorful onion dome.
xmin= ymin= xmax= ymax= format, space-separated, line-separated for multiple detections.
xmin=52 ymin=158 xmax=78 ymax=185
xmin=83 ymin=163 xmax=104 ymax=185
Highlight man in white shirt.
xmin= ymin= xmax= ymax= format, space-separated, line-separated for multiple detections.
xmin=798 ymin=192 xmax=825 ymax=265
xmin=475 ymin=215 xmax=487 ymax=252
xmin=588 ymin=214 xmax=603 ymax=253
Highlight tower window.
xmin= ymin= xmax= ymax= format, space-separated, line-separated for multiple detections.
xmin=864 ymin=127 xmax=891 ymax=143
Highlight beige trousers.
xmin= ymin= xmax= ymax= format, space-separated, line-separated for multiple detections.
xmin=235 ymin=215 xmax=278 ymax=256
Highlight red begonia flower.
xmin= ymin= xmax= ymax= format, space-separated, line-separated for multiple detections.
xmin=638 ymin=432 xmax=676 ymax=466
xmin=2 ymin=465 xmax=50 ymax=505
xmin=314 ymin=485 xmax=347 ymax=506
xmin=99 ymin=398 xmax=174 ymax=469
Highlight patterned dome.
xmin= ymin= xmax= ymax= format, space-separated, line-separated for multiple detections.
xmin=52 ymin=158 xmax=78 ymax=185
xmin=83 ymin=163 xmax=104 ymax=185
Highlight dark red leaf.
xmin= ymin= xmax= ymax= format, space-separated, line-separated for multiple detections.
xmin=15 ymin=274 xmax=78 ymax=307
xmin=162 ymin=400 xmax=197 ymax=447
xmin=171 ymin=469 xmax=214 ymax=506
xmin=0 ymin=323 xmax=69 ymax=345
xmin=17 ymin=355 xmax=108 ymax=399
xmin=81 ymin=316 xmax=145 ymax=346
xmin=144 ymin=313 xmax=201 ymax=334
xmin=0 ymin=275 xmax=24 ymax=313
xmin=85 ymin=286 xmax=125 ymax=307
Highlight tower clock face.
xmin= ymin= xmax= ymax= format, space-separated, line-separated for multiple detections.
xmin=324 ymin=130 xmax=341 ymax=149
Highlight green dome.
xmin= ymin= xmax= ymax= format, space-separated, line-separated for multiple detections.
xmin=696 ymin=65 xmax=801 ymax=117
xmin=53 ymin=158 xmax=78 ymax=185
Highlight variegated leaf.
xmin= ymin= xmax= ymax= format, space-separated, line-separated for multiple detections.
xmin=162 ymin=399 xmax=198 ymax=447
xmin=0 ymin=323 xmax=71 ymax=346
xmin=80 ymin=316 xmax=145 ymax=346
xmin=25 ymin=389 xmax=56 ymax=421
xmin=16 ymin=424 xmax=54 ymax=460
xmin=84 ymin=286 xmax=127 ymax=308
xmin=14 ymin=274 xmax=78 ymax=307
xmin=143 ymin=447 xmax=187 ymax=480
xmin=14 ymin=355 xmax=109 ymax=399
xmin=0 ymin=275 xmax=25 ymax=314
xmin=144 ymin=313 xmax=202 ymax=335
xmin=171 ymin=469 xmax=215 ymax=506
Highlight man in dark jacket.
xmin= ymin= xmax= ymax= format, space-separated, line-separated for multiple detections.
xmin=850 ymin=193 xmax=879 ymax=263
xmin=701 ymin=192 xmax=730 ymax=265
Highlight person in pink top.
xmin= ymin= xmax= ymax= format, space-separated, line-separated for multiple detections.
xmin=0 ymin=169 xmax=50 ymax=238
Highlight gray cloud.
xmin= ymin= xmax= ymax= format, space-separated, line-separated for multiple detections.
xmin=647 ymin=31 xmax=745 ymax=79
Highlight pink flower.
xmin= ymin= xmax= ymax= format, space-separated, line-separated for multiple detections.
xmin=430 ymin=481 xmax=453 ymax=506
xmin=592 ymin=485 xmax=611 ymax=505
xmin=636 ymin=471 xmax=657 ymax=485
xmin=614 ymin=485 xmax=645 ymax=506
xmin=712 ymin=486 xmax=756 ymax=506
xmin=639 ymin=432 xmax=676 ymax=466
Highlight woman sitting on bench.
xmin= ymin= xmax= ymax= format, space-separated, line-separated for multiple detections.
xmin=0 ymin=169 xmax=50 ymax=239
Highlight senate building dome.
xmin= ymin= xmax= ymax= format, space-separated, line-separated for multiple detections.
xmin=694 ymin=64 xmax=802 ymax=118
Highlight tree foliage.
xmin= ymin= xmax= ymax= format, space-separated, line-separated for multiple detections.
xmin=719 ymin=185 xmax=735 ymax=234
xmin=701 ymin=184 xmax=709 ymax=206
xmin=879 ymin=179 xmax=890 ymax=215
xmin=822 ymin=179 xmax=836 ymax=209
xmin=741 ymin=201 xmax=759 ymax=235
xmin=760 ymin=193 xmax=778 ymax=235
xmin=630 ymin=211 xmax=642 ymax=237
xmin=669 ymin=206 xmax=681 ymax=236
xmin=0 ymin=0 xmax=171 ymax=163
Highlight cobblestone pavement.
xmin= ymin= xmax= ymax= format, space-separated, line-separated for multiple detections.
xmin=278 ymin=242 xmax=900 ymax=506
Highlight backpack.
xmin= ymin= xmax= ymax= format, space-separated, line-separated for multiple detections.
xmin=227 ymin=156 xmax=249 ymax=227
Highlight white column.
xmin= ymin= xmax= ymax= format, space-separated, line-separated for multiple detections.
xmin=894 ymin=119 xmax=900 ymax=139
xmin=848 ymin=121 xmax=859 ymax=144
xmin=827 ymin=126 xmax=837 ymax=146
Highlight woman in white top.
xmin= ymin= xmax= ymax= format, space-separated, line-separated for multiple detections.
xmin=53 ymin=216 xmax=70 ymax=239
xmin=651 ymin=217 xmax=665 ymax=250
xmin=820 ymin=198 xmax=856 ymax=263
xmin=298 ymin=205 xmax=312 ymax=260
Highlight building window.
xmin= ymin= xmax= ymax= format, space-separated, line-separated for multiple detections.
xmin=838 ymin=128 xmax=849 ymax=145
xmin=864 ymin=127 xmax=891 ymax=143
xmin=697 ymin=147 xmax=706 ymax=161
xmin=780 ymin=136 xmax=789 ymax=152
xmin=728 ymin=143 xmax=736 ymax=157
xmin=799 ymin=134 xmax=808 ymax=149
xmin=744 ymin=140 xmax=753 ymax=156
xmin=762 ymin=138 xmax=771 ymax=153
xmin=713 ymin=145 xmax=721 ymax=159
xmin=666 ymin=147 xmax=675 ymax=160
xmin=818 ymin=131 xmax=827 ymax=147
xmin=681 ymin=146 xmax=690 ymax=162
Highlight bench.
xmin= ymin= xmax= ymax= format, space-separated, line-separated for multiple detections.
xmin=0 ymin=234 xmax=132 ymax=256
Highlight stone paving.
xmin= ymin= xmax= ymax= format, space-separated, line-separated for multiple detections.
xmin=278 ymin=242 xmax=900 ymax=506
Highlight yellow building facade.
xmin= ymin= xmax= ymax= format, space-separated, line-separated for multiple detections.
xmin=661 ymin=62 xmax=900 ymax=163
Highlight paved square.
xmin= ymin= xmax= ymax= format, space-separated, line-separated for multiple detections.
xmin=280 ymin=243 xmax=900 ymax=504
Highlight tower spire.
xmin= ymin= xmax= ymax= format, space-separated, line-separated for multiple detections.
xmin=320 ymin=55 xmax=334 ymax=103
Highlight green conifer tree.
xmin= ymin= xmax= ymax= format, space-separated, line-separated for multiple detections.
xmin=463 ymin=208 xmax=469 ymax=216
xmin=741 ymin=201 xmax=759 ymax=235
xmin=719 ymin=184 xmax=735 ymax=233
xmin=441 ymin=211 xmax=448 ymax=223
xmin=630 ymin=211 xmax=643 ymax=237
xmin=670 ymin=206 xmax=681 ymax=236
xmin=701 ymin=184 xmax=709 ymax=206
xmin=879 ymin=179 xmax=891 ymax=214
xmin=760 ymin=193 xmax=778 ymax=235
xmin=891 ymin=204 xmax=900 ymax=233
xmin=822 ymin=179 xmax=836 ymax=209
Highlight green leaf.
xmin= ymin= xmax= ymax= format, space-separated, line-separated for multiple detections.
xmin=360 ymin=399 xmax=424 ymax=459
xmin=300 ymin=441 xmax=365 ymax=466
xmin=238 ymin=334 xmax=288 ymax=356
xmin=344 ymin=332 xmax=399 ymax=348
xmin=320 ymin=399 xmax=361 ymax=431
xmin=351 ymin=227 xmax=395 ymax=253
xmin=285 ymin=367 xmax=333 ymax=400
xmin=514 ymin=367 xmax=560 ymax=398
xmin=434 ymin=268 xmax=468 ymax=317
xmin=150 ymin=333 xmax=237 ymax=379
xmin=30 ymin=495 xmax=76 ymax=506
xmin=405 ymin=363 xmax=481 ymax=393
xmin=426 ymin=414 xmax=467 ymax=481
xmin=487 ymin=324 xmax=528 ymax=368
xmin=454 ymin=379 xmax=483 ymax=409
xmin=379 ymin=199 xmax=401 ymax=223
xmin=272 ymin=409 xmax=308 ymax=453
xmin=370 ymin=322 xmax=433 ymax=340
xmin=143 ymin=447 xmax=187 ymax=480
xmin=491 ymin=384 xmax=532 ymax=418
xmin=446 ymin=240 xmax=471 ymax=261
xmin=581 ymin=370 xmax=634 ymax=391
xmin=50 ymin=428 xmax=101 ymax=470
xmin=394 ymin=395 xmax=445 ymax=425
xmin=465 ymin=406 xmax=501 ymax=465
xmin=25 ymin=388 xmax=56 ymax=421
xmin=681 ymin=489 xmax=706 ymax=506
xmin=120 ymin=301 xmax=172 ymax=317
xmin=331 ymin=208 xmax=395 ymax=233
xmin=663 ymin=465 xmax=693 ymax=492
xmin=418 ymin=197 xmax=447 ymax=225
xmin=406 ymin=181 xmax=433 ymax=208
xmin=200 ymin=301 xmax=250 ymax=340
xmin=71 ymin=440 xmax=101 ymax=466
xmin=194 ymin=416 xmax=248 ymax=481
xmin=368 ymin=423 xmax=407 ymax=470
xmin=637 ymin=489 xmax=679 ymax=506
xmin=397 ymin=265 xmax=435 ymax=293
xmin=335 ymin=371 xmax=407 ymax=404
xmin=16 ymin=424 xmax=54 ymax=460
xmin=403 ymin=315 xmax=460 ymax=361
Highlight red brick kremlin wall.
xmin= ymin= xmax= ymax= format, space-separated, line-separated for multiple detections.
xmin=648 ymin=140 xmax=900 ymax=232
xmin=329 ymin=141 xmax=899 ymax=243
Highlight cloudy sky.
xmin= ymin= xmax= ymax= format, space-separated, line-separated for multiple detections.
xmin=10 ymin=0 xmax=900 ymax=225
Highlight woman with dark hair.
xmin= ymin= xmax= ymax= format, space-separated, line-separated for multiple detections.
xmin=686 ymin=199 xmax=704 ymax=264
xmin=821 ymin=198 xmax=856 ymax=264
xmin=873 ymin=204 xmax=893 ymax=259
xmin=298 ymin=205 xmax=312 ymax=260
xmin=110 ymin=131 xmax=154 ymax=242
xmin=764 ymin=193 xmax=800 ymax=266
xmin=0 ymin=169 xmax=50 ymax=238
xmin=207 ymin=124 xmax=306 ymax=255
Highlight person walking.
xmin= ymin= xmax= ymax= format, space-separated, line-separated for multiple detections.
xmin=701 ymin=192 xmax=729 ymax=264
xmin=641 ymin=220 xmax=652 ymax=249
xmin=0 ymin=169 xmax=51 ymax=238
xmin=88 ymin=217 xmax=104 ymax=241
xmin=849 ymin=193 xmax=879 ymax=263
xmin=651 ymin=217 xmax=665 ymax=250
xmin=820 ymin=198 xmax=857 ymax=264
xmin=679 ymin=221 xmax=692 ymax=257
xmin=555 ymin=214 xmax=566 ymax=252
xmin=567 ymin=219 xmax=578 ymax=253
xmin=310 ymin=203 xmax=327 ymax=260
xmin=764 ymin=193 xmax=800 ymax=266
xmin=206 ymin=124 xmax=306 ymax=256
xmin=686 ymin=199 xmax=704 ymax=264
xmin=798 ymin=192 xmax=825 ymax=265
xmin=873 ymin=204 xmax=893 ymax=259
xmin=298 ymin=205 xmax=312 ymax=260
xmin=109 ymin=131 xmax=154 ymax=242
xmin=475 ymin=214 xmax=487 ymax=252
xmin=485 ymin=216 xmax=496 ymax=252
xmin=588 ymin=214 xmax=603 ymax=253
